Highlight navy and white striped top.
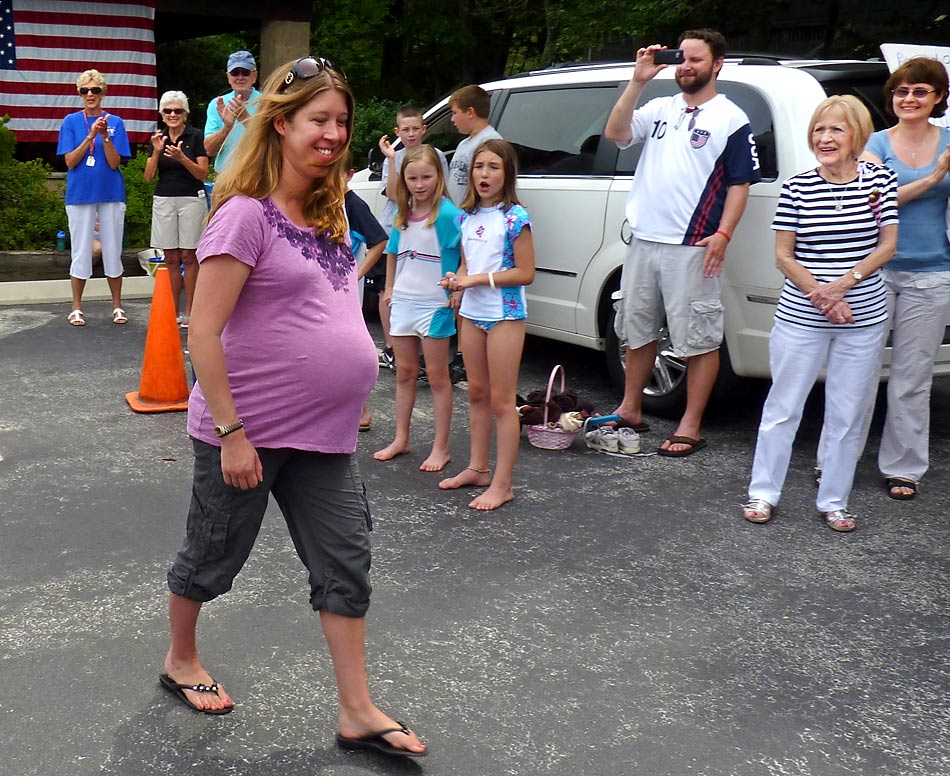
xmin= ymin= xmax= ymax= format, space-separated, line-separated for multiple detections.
xmin=771 ymin=162 xmax=898 ymax=329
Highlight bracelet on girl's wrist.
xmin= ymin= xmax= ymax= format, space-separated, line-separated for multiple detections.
xmin=715 ymin=229 xmax=732 ymax=242
xmin=488 ymin=272 xmax=496 ymax=290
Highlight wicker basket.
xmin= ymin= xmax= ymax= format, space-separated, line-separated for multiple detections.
xmin=526 ymin=364 xmax=579 ymax=450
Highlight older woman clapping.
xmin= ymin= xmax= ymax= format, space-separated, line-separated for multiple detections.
xmin=743 ymin=96 xmax=898 ymax=533
xmin=57 ymin=69 xmax=132 ymax=326
xmin=144 ymin=91 xmax=209 ymax=327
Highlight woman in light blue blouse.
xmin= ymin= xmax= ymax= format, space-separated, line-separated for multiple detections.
xmin=862 ymin=57 xmax=950 ymax=500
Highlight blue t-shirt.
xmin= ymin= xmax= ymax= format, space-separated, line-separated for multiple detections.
xmin=56 ymin=111 xmax=131 ymax=205
xmin=866 ymin=127 xmax=950 ymax=272
xmin=204 ymin=88 xmax=261 ymax=173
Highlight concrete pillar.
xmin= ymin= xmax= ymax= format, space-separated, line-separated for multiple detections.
xmin=260 ymin=20 xmax=311 ymax=83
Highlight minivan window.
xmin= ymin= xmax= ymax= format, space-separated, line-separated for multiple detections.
xmin=419 ymin=110 xmax=464 ymax=157
xmin=495 ymin=86 xmax=619 ymax=175
xmin=615 ymin=81 xmax=778 ymax=181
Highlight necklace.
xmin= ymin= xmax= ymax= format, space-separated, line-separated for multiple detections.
xmin=823 ymin=163 xmax=863 ymax=211
xmin=828 ymin=181 xmax=850 ymax=211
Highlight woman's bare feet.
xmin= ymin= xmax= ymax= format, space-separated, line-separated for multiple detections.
xmin=439 ymin=466 xmax=491 ymax=490
xmin=162 ymin=653 xmax=234 ymax=713
xmin=338 ymin=706 xmax=426 ymax=756
xmin=469 ymin=485 xmax=514 ymax=511
xmin=374 ymin=440 xmax=410 ymax=461
xmin=419 ymin=446 xmax=451 ymax=472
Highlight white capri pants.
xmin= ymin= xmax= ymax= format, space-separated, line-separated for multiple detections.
xmin=66 ymin=201 xmax=125 ymax=279
xmin=749 ymin=319 xmax=886 ymax=513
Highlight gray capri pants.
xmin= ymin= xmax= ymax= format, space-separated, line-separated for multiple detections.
xmin=167 ymin=439 xmax=373 ymax=617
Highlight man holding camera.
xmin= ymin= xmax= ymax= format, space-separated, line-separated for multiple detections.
xmin=604 ymin=28 xmax=761 ymax=456
xmin=204 ymin=50 xmax=260 ymax=173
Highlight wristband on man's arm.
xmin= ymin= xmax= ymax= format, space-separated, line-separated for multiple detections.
xmin=715 ymin=229 xmax=731 ymax=242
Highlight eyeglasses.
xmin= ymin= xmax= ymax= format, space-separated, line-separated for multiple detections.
xmin=278 ymin=56 xmax=346 ymax=93
xmin=891 ymin=87 xmax=936 ymax=99
xmin=79 ymin=87 xmax=103 ymax=95
xmin=162 ymin=108 xmax=185 ymax=115
xmin=229 ymin=68 xmax=253 ymax=77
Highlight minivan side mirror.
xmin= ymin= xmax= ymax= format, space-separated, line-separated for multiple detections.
xmin=367 ymin=146 xmax=384 ymax=178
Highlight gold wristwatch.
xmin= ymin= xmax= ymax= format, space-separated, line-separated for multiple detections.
xmin=214 ymin=419 xmax=244 ymax=438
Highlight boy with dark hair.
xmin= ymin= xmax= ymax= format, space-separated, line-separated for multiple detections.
xmin=446 ymin=85 xmax=502 ymax=205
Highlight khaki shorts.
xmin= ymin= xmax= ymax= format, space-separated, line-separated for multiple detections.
xmin=618 ymin=237 xmax=723 ymax=358
xmin=151 ymin=195 xmax=207 ymax=250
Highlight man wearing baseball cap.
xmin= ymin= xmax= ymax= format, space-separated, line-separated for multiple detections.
xmin=204 ymin=50 xmax=261 ymax=173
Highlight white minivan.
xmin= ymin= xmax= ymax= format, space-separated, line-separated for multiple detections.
xmin=350 ymin=58 xmax=950 ymax=413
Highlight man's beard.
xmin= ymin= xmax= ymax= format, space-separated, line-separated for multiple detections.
xmin=676 ymin=67 xmax=713 ymax=95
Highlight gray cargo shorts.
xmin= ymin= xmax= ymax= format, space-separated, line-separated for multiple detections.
xmin=618 ymin=237 xmax=724 ymax=358
xmin=167 ymin=439 xmax=373 ymax=618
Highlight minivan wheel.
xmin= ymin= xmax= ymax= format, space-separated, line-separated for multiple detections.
xmin=605 ymin=312 xmax=688 ymax=417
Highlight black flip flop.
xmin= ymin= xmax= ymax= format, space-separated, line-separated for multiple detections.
xmin=336 ymin=721 xmax=427 ymax=758
xmin=600 ymin=414 xmax=650 ymax=433
xmin=884 ymin=477 xmax=917 ymax=500
xmin=617 ymin=419 xmax=651 ymax=433
xmin=159 ymin=673 xmax=233 ymax=715
xmin=657 ymin=435 xmax=707 ymax=457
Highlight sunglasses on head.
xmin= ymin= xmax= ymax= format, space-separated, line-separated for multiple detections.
xmin=162 ymin=108 xmax=185 ymax=115
xmin=80 ymin=87 xmax=103 ymax=95
xmin=229 ymin=68 xmax=253 ymax=77
xmin=278 ymin=56 xmax=346 ymax=93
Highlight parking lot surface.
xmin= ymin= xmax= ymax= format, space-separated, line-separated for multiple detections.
xmin=2 ymin=299 xmax=948 ymax=776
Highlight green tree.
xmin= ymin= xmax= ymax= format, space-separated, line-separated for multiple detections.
xmin=0 ymin=116 xmax=65 ymax=251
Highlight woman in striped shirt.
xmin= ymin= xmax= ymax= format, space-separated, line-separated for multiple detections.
xmin=743 ymin=95 xmax=898 ymax=533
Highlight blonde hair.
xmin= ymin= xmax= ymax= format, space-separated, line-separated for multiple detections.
xmin=393 ymin=145 xmax=447 ymax=230
xmin=210 ymin=58 xmax=354 ymax=243
xmin=460 ymin=139 xmax=521 ymax=213
xmin=76 ymin=70 xmax=106 ymax=92
xmin=807 ymin=96 xmax=872 ymax=157
xmin=158 ymin=90 xmax=190 ymax=114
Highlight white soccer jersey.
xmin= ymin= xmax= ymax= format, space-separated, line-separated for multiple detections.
xmin=621 ymin=93 xmax=760 ymax=245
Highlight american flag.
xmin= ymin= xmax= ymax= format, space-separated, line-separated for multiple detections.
xmin=0 ymin=0 xmax=156 ymax=143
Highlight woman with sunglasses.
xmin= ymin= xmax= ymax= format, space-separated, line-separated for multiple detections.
xmin=860 ymin=58 xmax=950 ymax=501
xmin=56 ymin=69 xmax=132 ymax=327
xmin=144 ymin=91 xmax=209 ymax=327
xmin=815 ymin=58 xmax=950 ymax=501
xmin=160 ymin=57 xmax=426 ymax=758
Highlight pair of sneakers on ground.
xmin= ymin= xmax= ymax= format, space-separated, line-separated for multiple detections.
xmin=584 ymin=426 xmax=640 ymax=455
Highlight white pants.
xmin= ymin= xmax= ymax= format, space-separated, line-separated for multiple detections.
xmin=816 ymin=269 xmax=950 ymax=482
xmin=66 ymin=201 xmax=125 ymax=279
xmin=749 ymin=320 xmax=886 ymax=513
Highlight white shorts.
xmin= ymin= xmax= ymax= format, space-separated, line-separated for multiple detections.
xmin=151 ymin=195 xmax=207 ymax=250
xmin=619 ymin=237 xmax=723 ymax=358
xmin=389 ymin=296 xmax=448 ymax=338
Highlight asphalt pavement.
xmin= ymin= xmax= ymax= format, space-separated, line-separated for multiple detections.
xmin=1 ymin=298 xmax=949 ymax=776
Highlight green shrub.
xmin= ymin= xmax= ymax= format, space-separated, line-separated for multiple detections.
xmin=120 ymin=149 xmax=156 ymax=248
xmin=0 ymin=116 xmax=66 ymax=250
xmin=351 ymin=97 xmax=402 ymax=169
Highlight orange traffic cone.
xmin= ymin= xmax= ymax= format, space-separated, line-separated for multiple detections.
xmin=126 ymin=266 xmax=190 ymax=413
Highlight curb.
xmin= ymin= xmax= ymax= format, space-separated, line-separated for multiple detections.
xmin=0 ymin=276 xmax=155 ymax=305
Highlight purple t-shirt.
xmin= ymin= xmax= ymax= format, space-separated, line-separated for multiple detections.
xmin=188 ymin=196 xmax=379 ymax=453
